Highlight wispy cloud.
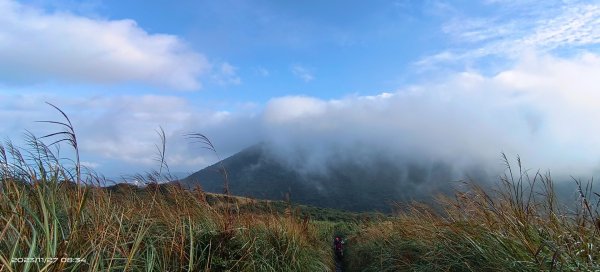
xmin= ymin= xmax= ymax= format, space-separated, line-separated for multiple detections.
xmin=418 ymin=1 xmax=600 ymax=68
xmin=212 ymin=62 xmax=241 ymax=86
xmin=255 ymin=67 xmax=270 ymax=77
xmin=291 ymin=65 xmax=314 ymax=82
xmin=522 ymin=4 xmax=600 ymax=50
xmin=0 ymin=0 xmax=209 ymax=90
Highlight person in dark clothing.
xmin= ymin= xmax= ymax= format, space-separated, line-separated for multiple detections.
xmin=333 ymin=237 xmax=344 ymax=260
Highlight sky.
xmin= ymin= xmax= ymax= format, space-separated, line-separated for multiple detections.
xmin=1 ymin=0 xmax=600 ymax=180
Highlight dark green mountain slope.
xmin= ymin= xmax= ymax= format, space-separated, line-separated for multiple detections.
xmin=178 ymin=143 xmax=468 ymax=212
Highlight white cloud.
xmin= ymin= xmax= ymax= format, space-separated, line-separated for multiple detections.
xmin=81 ymin=161 xmax=100 ymax=169
xmin=522 ymin=4 xmax=600 ymax=50
xmin=291 ymin=65 xmax=314 ymax=82
xmin=414 ymin=51 xmax=459 ymax=68
xmin=0 ymin=0 xmax=208 ymax=90
xmin=264 ymin=52 xmax=600 ymax=178
xmin=0 ymin=93 xmax=261 ymax=176
xmin=4 ymin=52 xmax=600 ymax=181
xmin=263 ymin=96 xmax=326 ymax=123
xmin=419 ymin=1 xmax=600 ymax=67
xmin=72 ymin=95 xmax=257 ymax=168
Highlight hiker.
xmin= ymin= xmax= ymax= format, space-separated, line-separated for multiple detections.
xmin=333 ymin=237 xmax=344 ymax=260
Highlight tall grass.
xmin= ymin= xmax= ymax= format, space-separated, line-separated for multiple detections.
xmin=346 ymin=155 xmax=600 ymax=271
xmin=0 ymin=178 xmax=332 ymax=271
xmin=0 ymin=105 xmax=332 ymax=271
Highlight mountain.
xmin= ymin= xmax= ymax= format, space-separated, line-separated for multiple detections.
xmin=177 ymin=143 xmax=469 ymax=212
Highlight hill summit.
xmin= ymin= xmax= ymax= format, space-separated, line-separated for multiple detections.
xmin=178 ymin=143 xmax=464 ymax=212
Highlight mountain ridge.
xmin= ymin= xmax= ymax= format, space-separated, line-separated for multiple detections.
xmin=177 ymin=142 xmax=463 ymax=212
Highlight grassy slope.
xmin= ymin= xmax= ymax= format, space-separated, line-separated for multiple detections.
xmin=107 ymin=182 xmax=384 ymax=223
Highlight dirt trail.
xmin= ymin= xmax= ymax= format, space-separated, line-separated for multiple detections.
xmin=335 ymin=258 xmax=343 ymax=272
xmin=333 ymin=237 xmax=345 ymax=271
xmin=334 ymin=246 xmax=344 ymax=271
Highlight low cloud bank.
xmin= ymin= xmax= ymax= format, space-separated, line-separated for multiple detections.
xmin=2 ymin=52 xmax=600 ymax=185
xmin=260 ymin=52 xmax=600 ymax=183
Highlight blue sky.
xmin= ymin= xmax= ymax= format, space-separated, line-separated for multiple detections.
xmin=10 ymin=0 xmax=454 ymax=100
xmin=1 ymin=0 xmax=600 ymax=179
